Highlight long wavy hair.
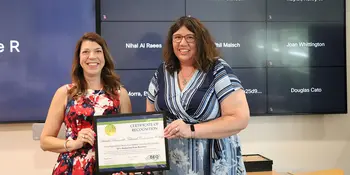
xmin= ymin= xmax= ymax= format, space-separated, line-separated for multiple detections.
xmin=68 ymin=32 xmax=121 ymax=100
xmin=163 ymin=16 xmax=220 ymax=74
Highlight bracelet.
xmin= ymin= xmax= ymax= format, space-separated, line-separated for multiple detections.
xmin=64 ymin=140 xmax=70 ymax=152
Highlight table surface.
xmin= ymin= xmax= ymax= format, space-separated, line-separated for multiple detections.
xmin=291 ymin=169 xmax=344 ymax=175
xmin=247 ymin=171 xmax=282 ymax=175
xmin=247 ymin=169 xmax=344 ymax=175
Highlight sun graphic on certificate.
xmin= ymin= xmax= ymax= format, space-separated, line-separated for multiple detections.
xmin=104 ymin=124 xmax=116 ymax=136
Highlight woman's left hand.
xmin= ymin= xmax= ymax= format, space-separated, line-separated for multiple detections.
xmin=164 ymin=119 xmax=191 ymax=139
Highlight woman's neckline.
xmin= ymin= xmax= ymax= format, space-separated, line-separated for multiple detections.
xmin=87 ymin=88 xmax=103 ymax=93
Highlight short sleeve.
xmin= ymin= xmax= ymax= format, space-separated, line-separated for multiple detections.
xmin=213 ymin=59 xmax=243 ymax=103
xmin=146 ymin=67 xmax=160 ymax=104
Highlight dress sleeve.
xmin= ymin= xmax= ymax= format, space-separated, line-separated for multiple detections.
xmin=213 ymin=59 xmax=244 ymax=103
xmin=146 ymin=65 xmax=161 ymax=104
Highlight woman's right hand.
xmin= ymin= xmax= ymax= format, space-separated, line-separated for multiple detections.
xmin=71 ymin=128 xmax=96 ymax=150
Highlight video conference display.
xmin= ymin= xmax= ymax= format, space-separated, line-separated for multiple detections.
xmin=100 ymin=0 xmax=347 ymax=115
xmin=99 ymin=0 xmax=346 ymax=116
xmin=0 ymin=0 xmax=95 ymax=123
xmin=0 ymin=0 xmax=345 ymax=123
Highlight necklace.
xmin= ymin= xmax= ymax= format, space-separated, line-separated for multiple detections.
xmin=180 ymin=69 xmax=195 ymax=86
xmin=182 ymin=78 xmax=188 ymax=86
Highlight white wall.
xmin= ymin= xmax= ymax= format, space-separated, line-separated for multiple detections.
xmin=0 ymin=4 xmax=349 ymax=175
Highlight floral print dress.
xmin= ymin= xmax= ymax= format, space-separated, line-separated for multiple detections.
xmin=52 ymin=84 xmax=120 ymax=175
xmin=147 ymin=59 xmax=246 ymax=175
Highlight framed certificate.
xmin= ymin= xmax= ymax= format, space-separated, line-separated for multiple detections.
xmin=93 ymin=112 xmax=170 ymax=174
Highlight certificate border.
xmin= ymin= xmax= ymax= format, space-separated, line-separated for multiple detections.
xmin=93 ymin=112 xmax=170 ymax=174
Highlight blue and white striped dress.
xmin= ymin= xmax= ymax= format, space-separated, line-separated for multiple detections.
xmin=147 ymin=58 xmax=246 ymax=175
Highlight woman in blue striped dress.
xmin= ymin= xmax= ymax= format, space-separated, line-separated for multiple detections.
xmin=146 ymin=16 xmax=250 ymax=175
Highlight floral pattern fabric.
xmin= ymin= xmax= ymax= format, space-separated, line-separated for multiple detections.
xmin=52 ymin=84 xmax=120 ymax=175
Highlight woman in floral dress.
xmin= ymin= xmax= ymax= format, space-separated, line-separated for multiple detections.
xmin=146 ymin=16 xmax=250 ymax=175
xmin=40 ymin=32 xmax=132 ymax=175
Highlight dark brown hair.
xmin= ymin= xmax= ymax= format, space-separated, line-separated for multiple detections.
xmin=68 ymin=32 xmax=121 ymax=100
xmin=163 ymin=16 xmax=220 ymax=74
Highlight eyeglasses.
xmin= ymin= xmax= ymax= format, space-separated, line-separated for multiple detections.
xmin=172 ymin=34 xmax=195 ymax=43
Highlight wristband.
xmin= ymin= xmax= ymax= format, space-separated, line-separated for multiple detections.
xmin=190 ymin=124 xmax=195 ymax=138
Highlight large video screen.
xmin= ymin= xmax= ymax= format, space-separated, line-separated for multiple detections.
xmin=0 ymin=0 xmax=96 ymax=123
xmin=99 ymin=0 xmax=346 ymax=115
